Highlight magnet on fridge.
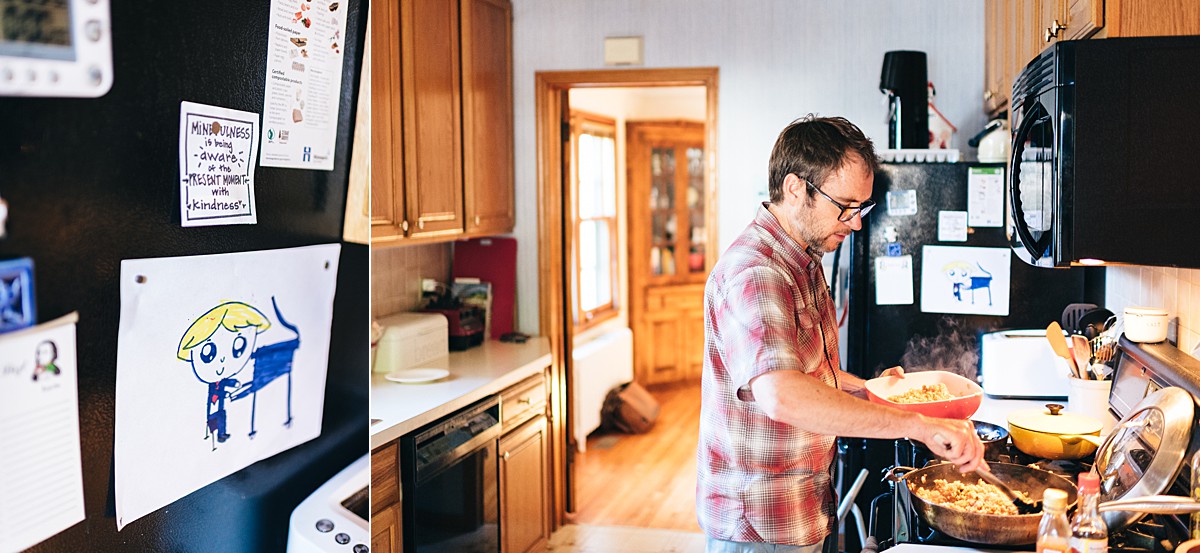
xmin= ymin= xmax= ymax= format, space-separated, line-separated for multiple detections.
xmin=0 ymin=257 xmax=36 ymax=333
xmin=887 ymin=243 xmax=902 ymax=257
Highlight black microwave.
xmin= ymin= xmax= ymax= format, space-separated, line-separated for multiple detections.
xmin=1009 ymin=36 xmax=1200 ymax=268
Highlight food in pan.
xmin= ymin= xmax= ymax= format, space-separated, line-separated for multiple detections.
xmin=910 ymin=476 xmax=1033 ymax=516
xmin=887 ymin=383 xmax=956 ymax=404
xmin=290 ymin=37 xmax=308 ymax=47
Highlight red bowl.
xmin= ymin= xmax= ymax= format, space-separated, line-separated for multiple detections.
xmin=864 ymin=370 xmax=983 ymax=420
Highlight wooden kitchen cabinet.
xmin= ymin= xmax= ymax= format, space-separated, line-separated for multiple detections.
xmin=498 ymin=414 xmax=551 ymax=553
xmin=984 ymin=0 xmax=1200 ymax=117
xmin=627 ymin=121 xmax=712 ymax=385
xmin=370 ymin=443 xmax=401 ymax=553
xmin=461 ymin=0 xmax=516 ymax=235
xmin=372 ymin=0 xmax=515 ymax=245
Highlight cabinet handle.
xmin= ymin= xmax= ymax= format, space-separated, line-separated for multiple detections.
xmin=518 ymin=397 xmax=532 ymax=405
xmin=503 ymin=451 xmax=511 ymax=460
xmin=475 ymin=215 xmax=481 ymax=225
xmin=983 ymin=90 xmax=994 ymax=101
xmin=401 ymin=220 xmax=409 ymax=233
xmin=418 ymin=219 xmax=425 ymax=230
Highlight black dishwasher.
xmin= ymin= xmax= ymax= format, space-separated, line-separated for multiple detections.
xmin=400 ymin=395 xmax=501 ymax=553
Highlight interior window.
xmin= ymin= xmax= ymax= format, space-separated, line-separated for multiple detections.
xmin=572 ymin=112 xmax=619 ymax=329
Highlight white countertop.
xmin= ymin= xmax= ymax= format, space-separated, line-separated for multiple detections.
xmin=369 ymin=337 xmax=552 ymax=449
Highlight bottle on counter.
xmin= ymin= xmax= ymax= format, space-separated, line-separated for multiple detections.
xmin=1191 ymin=448 xmax=1200 ymax=538
xmin=1068 ymin=471 xmax=1108 ymax=553
xmin=1037 ymin=488 xmax=1071 ymax=553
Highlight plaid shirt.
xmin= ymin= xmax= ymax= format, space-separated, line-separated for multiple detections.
xmin=697 ymin=204 xmax=841 ymax=546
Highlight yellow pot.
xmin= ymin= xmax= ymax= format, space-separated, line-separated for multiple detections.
xmin=1007 ymin=403 xmax=1104 ymax=460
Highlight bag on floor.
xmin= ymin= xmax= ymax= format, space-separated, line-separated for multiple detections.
xmin=601 ymin=381 xmax=660 ymax=434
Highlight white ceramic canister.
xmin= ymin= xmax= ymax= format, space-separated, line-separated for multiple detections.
xmin=1124 ymin=306 xmax=1169 ymax=343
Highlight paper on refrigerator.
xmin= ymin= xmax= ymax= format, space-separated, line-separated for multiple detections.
xmin=0 ymin=313 xmax=85 ymax=552
xmin=178 ymin=101 xmax=260 ymax=227
xmin=259 ymin=0 xmax=350 ymax=170
xmin=113 ymin=244 xmax=341 ymax=530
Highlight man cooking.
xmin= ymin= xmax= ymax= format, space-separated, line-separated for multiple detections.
xmin=697 ymin=115 xmax=986 ymax=553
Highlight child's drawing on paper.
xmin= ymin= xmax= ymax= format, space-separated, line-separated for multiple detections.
xmin=920 ymin=245 xmax=1011 ymax=317
xmin=941 ymin=261 xmax=993 ymax=306
xmin=114 ymin=244 xmax=340 ymax=531
xmin=177 ymin=297 xmax=300 ymax=451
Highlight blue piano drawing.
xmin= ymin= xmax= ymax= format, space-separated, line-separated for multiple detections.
xmin=177 ymin=297 xmax=299 ymax=451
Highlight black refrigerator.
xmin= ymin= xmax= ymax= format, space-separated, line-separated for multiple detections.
xmin=0 ymin=1 xmax=368 ymax=551
xmin=834 ymin=162 xmax=1102 ymax=548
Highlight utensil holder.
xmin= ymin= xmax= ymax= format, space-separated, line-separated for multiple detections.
xmin=1067 ymin=376 xmax=1114 ymax=435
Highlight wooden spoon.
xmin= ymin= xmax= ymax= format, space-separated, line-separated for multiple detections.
xmin=1071 ymin=334 xmax=1093 ymax=379
xmin=1047 ymin=322 xmax=1079 ymax=378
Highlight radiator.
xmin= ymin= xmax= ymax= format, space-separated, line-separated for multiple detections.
xmin=571 ymin=327 xmax=634 ymax=452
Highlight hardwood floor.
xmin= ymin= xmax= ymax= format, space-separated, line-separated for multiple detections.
xmin=573 ymin=380 xmax=703 ymax=532
xmin=548 ymin=524 xmax=706 ymax=552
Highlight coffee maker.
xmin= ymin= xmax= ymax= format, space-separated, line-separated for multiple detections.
xmin=880 ymin=50 xmax=929 ymax=149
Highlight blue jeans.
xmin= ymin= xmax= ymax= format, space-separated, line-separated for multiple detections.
xmin=706 ymin=537 xmax=826 ymax=553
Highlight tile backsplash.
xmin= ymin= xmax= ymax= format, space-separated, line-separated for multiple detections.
xmin=371 ymin=243 xmax=452 ymax=320
xmin=1105 ymin=266 xmax=1200 ymax=357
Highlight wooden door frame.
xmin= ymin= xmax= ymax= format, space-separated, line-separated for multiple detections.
xmin=534 ymin=67 xmax=718 ymax=527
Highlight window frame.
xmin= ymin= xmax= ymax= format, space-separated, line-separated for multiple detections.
xmin=570 ymin=110 xmax=621 ymax=331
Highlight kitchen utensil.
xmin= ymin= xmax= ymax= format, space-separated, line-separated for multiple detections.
xmin=1094 ymin=387 xmax=1196 ymax=532
xmin=1066 ymin=376 xmax=1115 ymax=434
xmin=1007 ymin=403 xmax=1104 ymax=460
xmin=889 ymin=461 xmax=1077 ymax=545
xmin=1046 ymin=322 xmax=1079 ymax=378
xmin=864 ymin=370 xmax=983 ymax=419
xmin=975 ymin=467 xmax=1042 ymax=514
xmin=1061 ymin=303 xmax=1099 ymax=334
xmin=1077 ymin=308 xmax=1116 ymax=339
xmin=1099 ymin=495 xmax=1200 ymax=515
xmin=1124 ymin=306 xmax=1170 ymax=343
xmin=911 ymin=420 xmax=1010 ymax=462
xmin=1071 ymin=334 xmax=1095 ymax=378
xmin=970 ymin=117 xmax=1011 ymax=163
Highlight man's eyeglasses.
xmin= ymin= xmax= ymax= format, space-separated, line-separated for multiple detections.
xmin=803 ymin=177 xmax=876 ymax=222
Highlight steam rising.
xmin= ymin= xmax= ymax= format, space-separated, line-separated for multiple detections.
xmin=898 ymin=317 xmax=981 ymax=380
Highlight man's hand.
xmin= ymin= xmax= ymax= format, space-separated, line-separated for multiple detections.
xmin=879 ymin=366 xmax=905 ymax=378
xmin=914 ymin=417 xmax=987 ymax=474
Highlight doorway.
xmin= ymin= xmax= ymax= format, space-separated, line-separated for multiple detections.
xmin=533 ymin=68 xmax=719 ymax=531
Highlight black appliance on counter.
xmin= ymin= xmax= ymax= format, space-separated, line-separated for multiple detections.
xmin=401 ymin=395 xmax=502 ymax=553
xmin=880 ymin=50 xmax=929 ymax=149
xmin=1009 ymin=35 xmax=1200 ymax=268
xmin=0 ymin=1 xmax=368 ymax=551
xmin=834 ymin=162 xmax=1103 ymax=552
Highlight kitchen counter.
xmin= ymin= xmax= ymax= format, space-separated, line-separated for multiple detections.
xmin=370 ymin=337 xmax=552 ymax=449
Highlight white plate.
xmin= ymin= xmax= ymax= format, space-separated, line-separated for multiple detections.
xmin=385 ymin=368 xmax=450 ymax=384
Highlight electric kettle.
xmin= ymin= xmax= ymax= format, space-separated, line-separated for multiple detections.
xmin=969 ymin=117 xmax=1010 ymax=163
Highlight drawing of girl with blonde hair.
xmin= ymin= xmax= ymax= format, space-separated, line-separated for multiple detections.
xmin=177 ymin=301 xmax=271 ymax=450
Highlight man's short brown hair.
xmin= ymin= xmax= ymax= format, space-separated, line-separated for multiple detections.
xmin=768 ymin=115 xmax=879 ymax=203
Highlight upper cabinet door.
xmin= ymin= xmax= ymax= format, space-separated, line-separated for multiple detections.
xmin=371 ymin=0 xmax=406 ymax=239
xmin=462 ymin=0 xmax=516 ymax=235
xmin=401 ymin=0 xmax=465 ymax=238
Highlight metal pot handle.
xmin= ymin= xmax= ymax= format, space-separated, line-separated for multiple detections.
xmin=886 ymin=466 xmax=916 ymax=483
xmin=1100 ymin=495 xmax=1200 ymax=515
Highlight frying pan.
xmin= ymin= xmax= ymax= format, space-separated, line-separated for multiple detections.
xmin=889 ymin=462 xmax=1078 ymax=545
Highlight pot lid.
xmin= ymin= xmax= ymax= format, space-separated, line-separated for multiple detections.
xmin=1094 ymin=387 xmax=1194 ymax=532
xmin=1008 ymin=403 xmax=1103 ymax=435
